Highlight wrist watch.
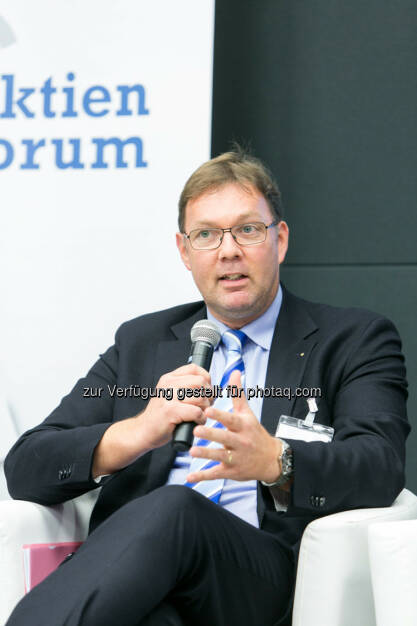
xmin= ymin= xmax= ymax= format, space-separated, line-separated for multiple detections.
xmin=261 ymin=438 xmax=294 ymax=487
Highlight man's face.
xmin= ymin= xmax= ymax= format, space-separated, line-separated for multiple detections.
xmin=176 ymin=183 xmax=289 ymax=328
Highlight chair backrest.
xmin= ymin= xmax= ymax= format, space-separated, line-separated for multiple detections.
xmin=0 ymin=392 xmax=20 ymax=500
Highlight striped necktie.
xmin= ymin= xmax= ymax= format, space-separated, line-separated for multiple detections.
xmin=185 ymin=329 xmax=247 ymax=503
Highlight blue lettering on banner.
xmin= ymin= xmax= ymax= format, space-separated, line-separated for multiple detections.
xmin=40 ymin=78 xmax=57 ymax=118
xmin=83 ymin=86 xmax=111 ymax=117
xmin=0 ymin=72 xmax=150 ymax=170
xmin=92 ymin=137 xmax=147 ymax=168
xmin=0 ymin=138 xmax=13 ymax=169
xmin=0 ymin=75 xmax=35 ymax=118
xmin=62 ymin=72 xmax=78 ymax=118
xmin=116 ymin=85 xmax=149 ymax=116
xmin=20 ymin=139 xmax=45 ymax=169
xmin=52 ymin=138 xmax=85 ymax=169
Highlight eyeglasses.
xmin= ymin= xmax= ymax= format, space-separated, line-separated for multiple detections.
xmin=184 ymin=220 xmax=279 ymax=250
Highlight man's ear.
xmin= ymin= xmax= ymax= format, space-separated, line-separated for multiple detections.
xmin=277 ymin=221 xmax=289 ymax=265
xmin=176 ymin=232 xmax=192 ymax=271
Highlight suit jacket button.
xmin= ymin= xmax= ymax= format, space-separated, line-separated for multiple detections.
xmin=58 ymin=470 xmax=63 ymax=480
xmin=319 ymin=496 xmax=326 ymax=507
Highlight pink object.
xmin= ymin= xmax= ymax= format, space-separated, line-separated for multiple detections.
xmin=22 ymin=542 xmax=83 ymax=592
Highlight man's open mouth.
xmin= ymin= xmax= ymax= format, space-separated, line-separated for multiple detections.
xmin=219 ymin=274 xmax=248 ymax=281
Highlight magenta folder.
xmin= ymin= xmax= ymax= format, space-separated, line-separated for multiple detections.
xmin=22 ymin=541 xmax=83 ymax=592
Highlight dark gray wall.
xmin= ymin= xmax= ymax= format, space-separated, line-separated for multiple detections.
xmin=212 ymin=0 xmax=417 ymax=492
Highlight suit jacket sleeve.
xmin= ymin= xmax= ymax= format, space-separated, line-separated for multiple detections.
xmin=4 ymin=338 xmax=120 ymax=504
xmin=287 ymin=315 xmax=409 ymax=514
xmin=4 ymin=301 xmax=203 ymax=507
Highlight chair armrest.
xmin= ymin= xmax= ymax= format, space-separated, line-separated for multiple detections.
xmin=0 ymin=491 xmax=98 ymax=625
xmin=292 ymin=489 xmax=417 ymax=626
xmin=369 ymin=519 xmax=417 ymax=626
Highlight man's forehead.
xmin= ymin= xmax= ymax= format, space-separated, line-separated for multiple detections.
xmin=190 ymin=210 xmax=257 ymax=228
xmin=183 ymin=182 xmax=272 ymax=229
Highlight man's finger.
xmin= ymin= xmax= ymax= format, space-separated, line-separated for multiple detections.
xmin=189 ymin=445 xmax=228 ymax=463
xmin=168 ymin=403 xmax=206 ymax=425
xmin=229 ymin=370 xmax=250 ymax=413
xmin=192 ymin=424 xmax=231 ymax=446
xmin=187 ymin=464 xmax=229 ymax=483
xmin=170 ymin=364 xmax=211 ymax=383
xmin=204 ymin=406 xmax=241 ymax=431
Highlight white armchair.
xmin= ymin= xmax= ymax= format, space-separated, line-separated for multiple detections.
xmin=0 ymin=393 xmax=19 ymax=501
xmin=0 ymin=489 xmax=416 ymax=626
xmin=292 ymin=488 xmax=417 ymax=626
xmin=369 ymin=518 xmax=417 ymax=626
xmin=0 ymin=491 xmax=99 ymax=625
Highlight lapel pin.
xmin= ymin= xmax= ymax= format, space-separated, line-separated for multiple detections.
xmin=299 ymin=352 xmax=305 ymax=357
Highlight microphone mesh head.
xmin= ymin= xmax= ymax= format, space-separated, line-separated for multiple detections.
xmin=190 ymin=320 xmax=221 ymax=348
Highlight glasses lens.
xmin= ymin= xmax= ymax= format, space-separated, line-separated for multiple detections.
xmin=233 ymin=222 xmax=266 ymax=245
xmin=190 ymin=228 xmax=222 ymax=249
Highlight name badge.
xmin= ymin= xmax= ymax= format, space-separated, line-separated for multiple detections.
xmin=275 ymin=398 xmax=334 ymax=443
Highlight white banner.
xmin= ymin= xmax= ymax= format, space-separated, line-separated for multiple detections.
xmin=0 ymin=1 xmax=214 ymax=433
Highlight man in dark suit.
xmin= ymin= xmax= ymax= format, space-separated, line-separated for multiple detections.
xmin=5 ymin=149 xmax=409 ymax=626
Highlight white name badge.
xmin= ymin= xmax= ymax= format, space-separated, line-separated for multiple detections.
xmin=276 ymin=415 xmax=334 ymax=443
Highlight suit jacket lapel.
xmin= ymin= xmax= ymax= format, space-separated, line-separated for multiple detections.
xmin=258 ymin=288 xmax=319 ymax=524
xmin=261 ymin=288 xmax=319 ymax=434
xmin=146 ymin=304 xmax=206 ymax=491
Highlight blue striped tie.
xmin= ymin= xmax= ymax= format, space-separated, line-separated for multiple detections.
xmin=185 ymin=329 xmax=247 ymax=502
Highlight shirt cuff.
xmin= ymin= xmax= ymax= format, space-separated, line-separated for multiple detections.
xmin=93 ymin=474 xmax=111 ymax=484
xmin=269 ymin=485 xmax=290 ymax=512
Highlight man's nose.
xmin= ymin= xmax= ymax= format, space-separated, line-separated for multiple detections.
xmin=218 ymin=231 xmax=242 ymax=258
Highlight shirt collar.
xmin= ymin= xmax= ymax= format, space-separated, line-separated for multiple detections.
xmin=207 ymin=284 xmax=282 ymax=351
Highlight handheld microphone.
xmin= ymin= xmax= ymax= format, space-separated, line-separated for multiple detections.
xmin=172 ymin=319 xmax=221 ymax=452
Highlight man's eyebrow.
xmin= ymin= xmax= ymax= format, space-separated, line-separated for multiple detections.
xmin=190 ymin=213 xmax=259 ymax=228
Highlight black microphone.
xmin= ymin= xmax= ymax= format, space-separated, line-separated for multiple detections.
xmin=172 ymin=319 xmax=221 ymax=452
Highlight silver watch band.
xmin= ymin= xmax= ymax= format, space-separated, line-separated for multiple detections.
xmin=261 ymin=438 xmax=293 ymax=487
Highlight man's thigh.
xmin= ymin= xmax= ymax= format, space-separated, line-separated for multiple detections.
xmin=169 ymin=493 xmax=293 ymax=626
xmin=7 ymin=486 xmax=294 ymax=626
xmin=140 ymin=602 xmax=184 ymax=626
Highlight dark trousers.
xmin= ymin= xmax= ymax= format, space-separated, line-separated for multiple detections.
xmin=7 ymin=486 xmax=294 ymax=626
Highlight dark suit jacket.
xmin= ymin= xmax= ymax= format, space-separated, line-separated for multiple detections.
xmin=5 ymin=287 xmax=409 ymax=559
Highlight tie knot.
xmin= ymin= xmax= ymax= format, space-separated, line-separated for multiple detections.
xmin=222 ymin=329 xmax=247 ymax=354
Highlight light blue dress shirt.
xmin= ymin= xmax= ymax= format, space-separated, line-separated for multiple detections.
xmin=166 ymin=285 xmax=283 ymax=527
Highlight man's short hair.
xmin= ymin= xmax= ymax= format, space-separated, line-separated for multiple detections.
xmin=178 ymin=146 xmax=283 ymax=232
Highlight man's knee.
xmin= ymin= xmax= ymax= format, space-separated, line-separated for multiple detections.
xmin=152 ymin=485 xmax=208 ymax=509
xmin=123 ymin=485 xmax=212 ymax=530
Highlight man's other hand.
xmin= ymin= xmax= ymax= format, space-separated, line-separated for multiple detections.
xmin=187 ymin=370 xmax=282 ymax=484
